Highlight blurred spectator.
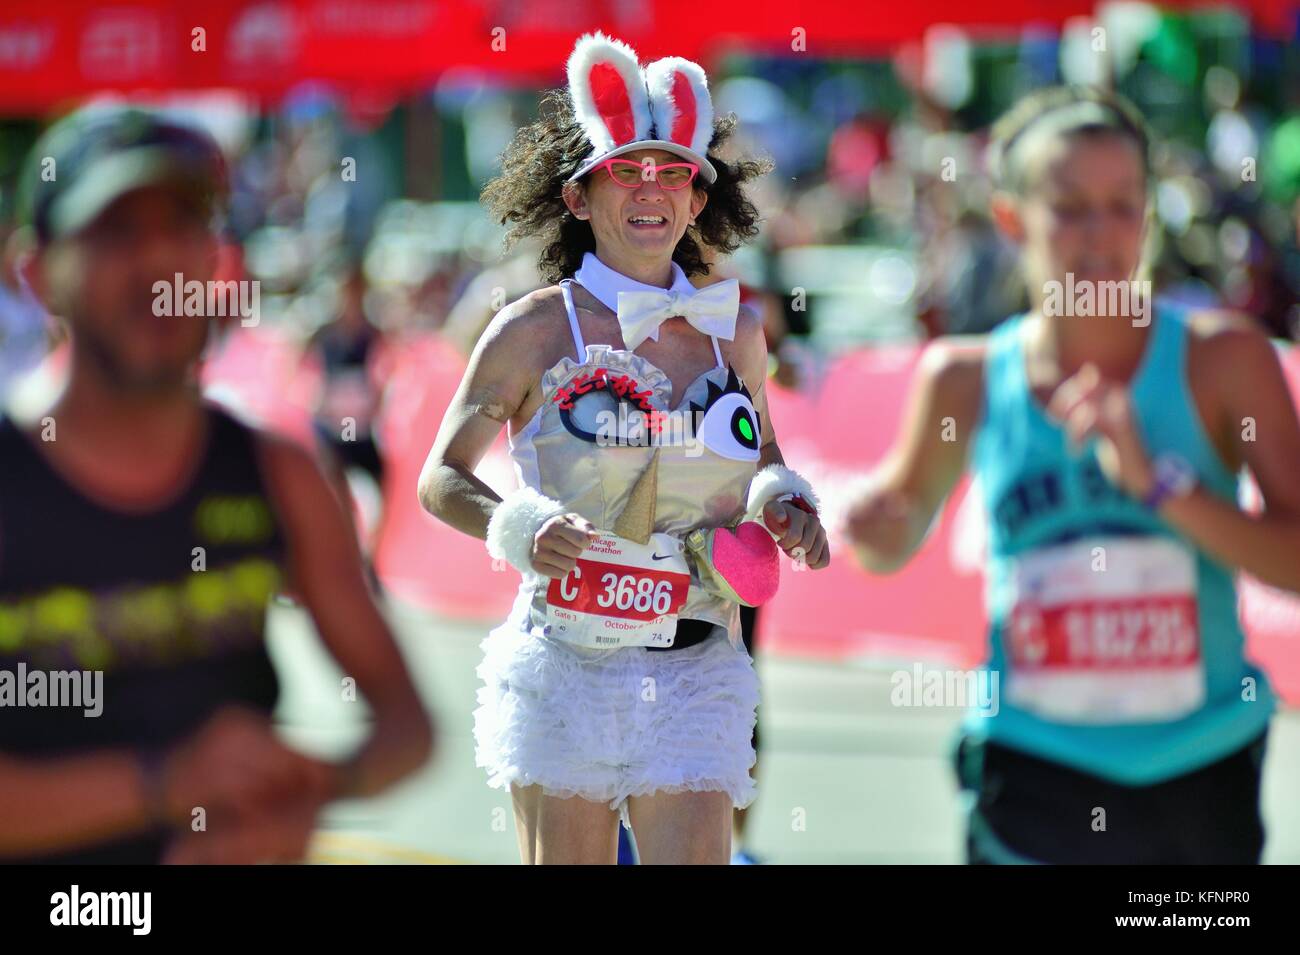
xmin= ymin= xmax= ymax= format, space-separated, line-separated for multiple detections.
xmin=304 ymin=261 xmax=391 ymax=568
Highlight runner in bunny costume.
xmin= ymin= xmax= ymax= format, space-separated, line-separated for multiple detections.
xmin=418 ymin=32 xmax=829 ymax=864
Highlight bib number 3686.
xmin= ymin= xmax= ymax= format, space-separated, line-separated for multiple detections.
xmin=567 ymin=571 xmax=675 ymax=615
xmin=545 ymin=532 xmax=691 ymax=648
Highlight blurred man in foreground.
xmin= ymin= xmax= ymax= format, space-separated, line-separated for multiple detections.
xmin=0 ymin=107 xmax=432 ymax=863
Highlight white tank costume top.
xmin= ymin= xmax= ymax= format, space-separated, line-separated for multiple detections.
xmin=501 ymin=262 xmax=763 ymax=649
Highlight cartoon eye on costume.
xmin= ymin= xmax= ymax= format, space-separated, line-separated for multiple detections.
xmin=689 ymin=365 xmax=761 ymax=461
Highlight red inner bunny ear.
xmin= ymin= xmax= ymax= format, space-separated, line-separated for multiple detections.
xmin=668 ymin=71 xmax=697 ymax=146
xmin=590 ymin=62 xmax=636 ymax=146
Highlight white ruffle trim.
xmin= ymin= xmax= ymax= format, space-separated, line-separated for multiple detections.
xmin=744 ymin=463 xmax=820 ymax=523
xmin=485 ymin=485 xmax=566 ymax=577
xmin=472 ymin=621 xmax=759 ymax=822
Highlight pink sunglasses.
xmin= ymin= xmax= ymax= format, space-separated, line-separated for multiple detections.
xmin=593 ymin=158 xmax=700 ymax=190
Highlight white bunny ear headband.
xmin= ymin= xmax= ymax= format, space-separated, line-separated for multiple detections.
xmin=566 ymin=31 xmax=717 ymax=184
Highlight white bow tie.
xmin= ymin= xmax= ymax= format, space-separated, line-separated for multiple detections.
xmin=616 ymin=280 xmax=740 ymax=351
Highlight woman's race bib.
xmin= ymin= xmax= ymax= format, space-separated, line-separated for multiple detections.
xmin=1004 ymin=536 xmax=1205 ymax=724
xmin=544 ymin=532 xmax=691 ymax=648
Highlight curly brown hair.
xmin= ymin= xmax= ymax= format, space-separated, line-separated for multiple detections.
xmin=482 ymin=89 xmax=773 ymax=284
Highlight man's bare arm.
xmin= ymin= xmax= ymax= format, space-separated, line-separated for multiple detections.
xmin=0 ymin=751 xmax=152 ymax=854
xmin=259 ymin=435 xmax=432 ymax=798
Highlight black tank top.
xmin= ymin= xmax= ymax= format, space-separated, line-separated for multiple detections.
xmin=0 ymin=404 xmax=286 ymax=863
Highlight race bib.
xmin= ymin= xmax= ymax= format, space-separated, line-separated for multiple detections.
xmin=1004 ymin=536 xmax=1204 ymax=724
xmin=544 ymin=532 xmax=691 ymax=648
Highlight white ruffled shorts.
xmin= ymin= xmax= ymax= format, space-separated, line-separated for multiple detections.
xmin=473 ymin=616 xmax=760 ymax=829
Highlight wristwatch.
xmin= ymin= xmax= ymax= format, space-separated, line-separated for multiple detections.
xmin=1143 ymin=453 xmax=1198 ymax=510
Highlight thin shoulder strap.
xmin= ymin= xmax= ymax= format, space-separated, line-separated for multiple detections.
xmin=558 ymin=279 xmax=586 ymax=361
xmin=710 ymin=335 xmax=725 ymax=369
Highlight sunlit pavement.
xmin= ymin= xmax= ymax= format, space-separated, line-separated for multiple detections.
xmin=267 ymin=599 xmax=1300 ymax=865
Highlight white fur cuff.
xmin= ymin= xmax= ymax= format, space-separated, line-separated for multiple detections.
xmin=486 ymin=486 xmax=567 ymax=576
xmin=745 ymin=464 xmax=820 ymax=523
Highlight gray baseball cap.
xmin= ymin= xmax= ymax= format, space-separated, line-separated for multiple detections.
xmin=22 ymin=106 xmax=227 ymax=243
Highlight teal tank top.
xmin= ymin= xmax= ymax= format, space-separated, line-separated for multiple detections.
xmin=965 ymin=306 xmax=1274 ymax=784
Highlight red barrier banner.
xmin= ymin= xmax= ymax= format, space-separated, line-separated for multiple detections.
xmin=204 ymin=329 xmax=1300 ymax=703
xmin=2 ymin=1 xmax=1292 ymax=114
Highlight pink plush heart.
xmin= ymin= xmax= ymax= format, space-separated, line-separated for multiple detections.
xmin=711 ymin=521 xmax=780 ymax=606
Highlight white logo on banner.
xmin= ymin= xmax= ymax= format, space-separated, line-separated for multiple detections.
xmin=81 ymin=10 xmax=162 ymax=80
xmin=229 ymin=3 xmax=299 ymax=67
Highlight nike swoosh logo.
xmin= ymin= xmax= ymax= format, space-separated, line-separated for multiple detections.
xmin=651 ymin=553 xmax=674 ymax=561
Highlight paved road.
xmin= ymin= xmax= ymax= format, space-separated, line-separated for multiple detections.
xmin=267 ymin=599 xmax=1300 ymax=864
